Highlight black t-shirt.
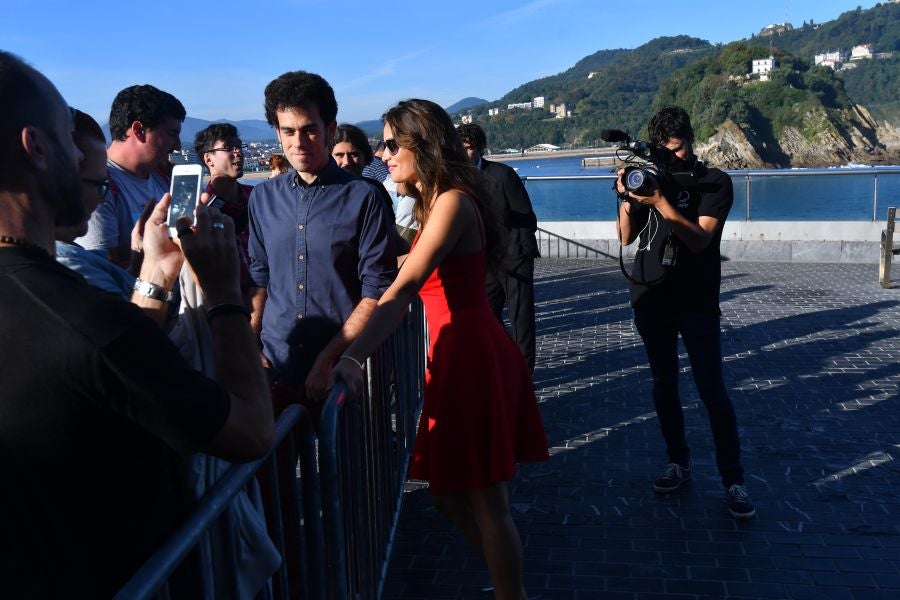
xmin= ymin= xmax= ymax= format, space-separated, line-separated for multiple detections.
xmin=0 ymin=247 xmax=231 ymax=598
xmin=628 ymin=164 xmax=733 ymax=315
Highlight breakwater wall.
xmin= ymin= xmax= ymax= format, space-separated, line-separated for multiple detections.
xmin=539 ymin=221 xmax=887 ymax=263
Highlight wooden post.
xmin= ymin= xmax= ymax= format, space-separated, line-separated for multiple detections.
xmin=880 ymin=206 xmax=896 ymax=288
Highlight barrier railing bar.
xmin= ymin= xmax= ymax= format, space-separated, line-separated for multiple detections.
xmin=536 ymin=227 xmax=614 ymax=260
xmin=319 ymin=384 xmax=350 ymax=599
xmin=114 ymin=404 xmax=320 ymax=600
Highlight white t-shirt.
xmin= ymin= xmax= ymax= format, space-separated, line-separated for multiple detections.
xmin=382 ymin=177 xmax=417 ymax=231
xmin=76 ymin=159 xmax=169 ymax=252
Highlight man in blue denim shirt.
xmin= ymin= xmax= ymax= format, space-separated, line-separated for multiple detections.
xmin=248 ymin=71 xmax=397 ymax=417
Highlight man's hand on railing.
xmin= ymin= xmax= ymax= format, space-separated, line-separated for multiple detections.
xmin=329 ymin=355 xmax=365 ymax=400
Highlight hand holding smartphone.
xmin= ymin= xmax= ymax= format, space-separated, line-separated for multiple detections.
xmin=167 ymin=164 xmax=204 ymax=237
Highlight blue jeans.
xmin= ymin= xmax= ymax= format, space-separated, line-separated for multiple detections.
xmin=634 ymin=310 xmax=744 ymax=487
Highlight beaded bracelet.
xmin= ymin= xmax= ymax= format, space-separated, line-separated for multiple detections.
xmin=206 ymin=303 xmax=252 ymax=322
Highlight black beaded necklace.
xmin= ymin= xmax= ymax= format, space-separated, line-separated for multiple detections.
xmin=0 ymin=235 xmax=44 ymax=252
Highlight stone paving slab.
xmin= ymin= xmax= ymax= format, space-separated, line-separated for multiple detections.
xmin=382 ymin=258 xmax=900 ymax=599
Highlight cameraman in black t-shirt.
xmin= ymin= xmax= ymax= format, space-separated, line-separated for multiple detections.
xmin=616 ymin=106 xmax=755 ymax=520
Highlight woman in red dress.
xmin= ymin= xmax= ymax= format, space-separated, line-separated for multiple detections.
xmin=332 ymin=99 xmax=548 ymax=600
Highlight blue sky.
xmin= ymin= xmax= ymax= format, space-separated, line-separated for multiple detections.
xmin=1 ymin=0 xmax=879 ymax=127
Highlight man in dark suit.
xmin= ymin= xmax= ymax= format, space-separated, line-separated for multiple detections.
xmin=458 ymin=123 xmax=540 ymax=371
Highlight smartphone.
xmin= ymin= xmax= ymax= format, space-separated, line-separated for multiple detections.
xmin=167 ymin=164 xmax=204 ymax=236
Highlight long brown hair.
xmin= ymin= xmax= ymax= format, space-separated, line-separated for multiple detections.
xmin=381 ymin=99 xmax=503 ymax=270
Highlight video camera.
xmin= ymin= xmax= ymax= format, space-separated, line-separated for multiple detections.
xmin=601 ymin=129 xmax=698 ymax=196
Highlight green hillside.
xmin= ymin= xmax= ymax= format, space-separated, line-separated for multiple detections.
xmin=452 ymin=3 xmax=899 ymax=152
xmin=467 ymin=36 xmax=716 ymax=150
xmin=760 ymin=2 xmax=900 ymax=122
xmin=655 ymin=43 xmax=854 ymax=144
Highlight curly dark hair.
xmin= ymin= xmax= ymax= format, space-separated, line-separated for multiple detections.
xmin=264 ymin=71 xmax=337 ymax=127
xmin=193 ymin=123 xmax=240 ymax=161
xmin=382 ymin=99 xmax=503 ymax=270
xmin=456 ymin=123 xmax=487 ymax=154
xmin=333 ymin=123 xmax=373 ymax=164
xmin=648 ymin=105 xmax=694 ymax=147
xmin=108 ymin=84 xmax=185 ymax=142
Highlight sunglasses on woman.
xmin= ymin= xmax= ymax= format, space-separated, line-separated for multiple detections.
xmin=382 ymin=138 xmax=401 ymax=155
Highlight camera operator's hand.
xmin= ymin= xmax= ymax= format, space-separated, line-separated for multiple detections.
xmin=616 ymin=169 xmax=667 ymax=210
xmin=615 ymin=168 xmax=627 ymax=195
xmin=630 ymin=187 xmax=666 ymax=209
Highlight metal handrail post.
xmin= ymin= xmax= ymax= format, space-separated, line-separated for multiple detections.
xmin=880 ymin=206 xmax=896 ymax=288
xmin=746 ymin=174 xmax=752 ymax=221
xmin=873 ymin=171 xmax=878 ymax=222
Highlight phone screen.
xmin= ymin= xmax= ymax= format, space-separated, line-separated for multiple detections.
xmin=167 ymin=174 xmax=201 ymax=229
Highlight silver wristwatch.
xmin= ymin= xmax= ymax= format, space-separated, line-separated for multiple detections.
xmin=133 ymin=278 xmax=174 ymax=302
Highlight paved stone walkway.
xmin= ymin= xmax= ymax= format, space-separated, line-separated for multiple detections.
xmin=382 ymin=258 xmax=900 ymax=600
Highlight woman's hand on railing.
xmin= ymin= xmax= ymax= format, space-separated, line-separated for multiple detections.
xmin=330 ymin=355 xmax=365 ymax=400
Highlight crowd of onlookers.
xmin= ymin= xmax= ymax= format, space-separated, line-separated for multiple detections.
xmin=0 ymin=50 xmax=547 ymax=599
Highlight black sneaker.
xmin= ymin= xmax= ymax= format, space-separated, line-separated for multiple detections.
xmin=653 ymin=462 xmax=692 ymax=493
xmin=726 ymin=484 xmax=756 ymax=520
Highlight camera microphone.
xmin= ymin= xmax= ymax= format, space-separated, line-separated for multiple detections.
xmin=600 ymin=129 xmax=630 ymax=143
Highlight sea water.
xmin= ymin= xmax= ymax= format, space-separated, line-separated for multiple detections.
xmin=504 ymin=156 xmax=900 ymax=222
xmin=245 ymin=156 xmax=900 ymax=222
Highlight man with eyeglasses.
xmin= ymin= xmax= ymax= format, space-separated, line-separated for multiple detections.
xmin=249 ymin=71 xmax=397 ymax=422
xmin=77 ymin=84 xmax=185 ymax=268
xmin=194 ymin=123 xmax=254 ymax=302
xmin=55 ymin=109 xmax=136 ymax=297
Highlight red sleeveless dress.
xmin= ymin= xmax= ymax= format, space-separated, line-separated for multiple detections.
xmin=408 ymin=199 xmax=549 ymax=494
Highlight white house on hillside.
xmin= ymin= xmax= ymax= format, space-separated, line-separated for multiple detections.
xmin=814 ymin=50 xmax=847 ymax=70
xmin=851 ymin=44 xmax=873 ymax=60
xmin=751 ymin=56 xmax=776 ymax=81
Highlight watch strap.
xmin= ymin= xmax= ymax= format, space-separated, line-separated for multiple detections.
xmin=133 ymin=278 xmax=174 ymax=303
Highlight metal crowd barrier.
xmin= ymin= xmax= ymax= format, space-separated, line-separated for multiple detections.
xmin=116 ymin=299 xmax=427 ymax=600
xmin=536 ymin=226 xmax=612 ymax=259
xmin=115 ymin=404 xmax=323 ymax=600
xmin=319 ymin=299 xmax=427 ymax=599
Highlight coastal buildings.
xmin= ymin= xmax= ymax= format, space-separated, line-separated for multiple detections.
xmin=812 ymin=42 xmax=892 ymax=71
xmin=167 ymin=140 xmax=280 ymax=173
xmin=494 ymin=95 xmax=568 ymax=119
xmin=507 ymin=99 xmax=538 ymax=110
xmin=548 ymin=103 xmax=570 ymax=119
xmin=851 ymin=43 xmax=874 ymax=60
xmin=815 ymin=50 xmax=849 ymax=69
xmin=758 ymin=22 xmax=793 ymax=37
